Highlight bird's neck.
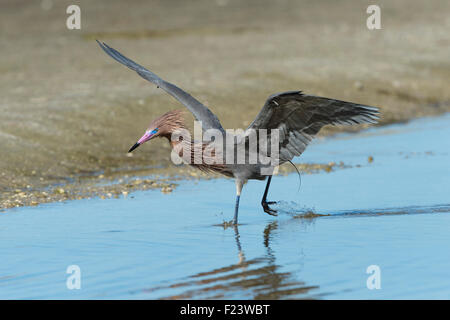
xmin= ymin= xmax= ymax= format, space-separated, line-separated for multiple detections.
xmin=162 ymin=128 xmax=233 ymax=177
xmin=159 ymin=127 xmax=191 ymax=149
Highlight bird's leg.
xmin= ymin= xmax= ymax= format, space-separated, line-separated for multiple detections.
xmin=233 ymin=195 xmax=240 ymax=225
xmin=261 ymin=175 xmax=277 ymax=216
xmin=233 ymin=179 xmax=244 ymax=225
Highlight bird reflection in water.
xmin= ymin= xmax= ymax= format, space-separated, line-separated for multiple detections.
xmin=142 ymin=221 xmax=320 ymax=299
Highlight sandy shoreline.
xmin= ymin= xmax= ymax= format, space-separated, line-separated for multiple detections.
xmin=0 ymin=159 xmax=354 ymax=210
xmin=1 ymin=0 xmax=449 ymax=210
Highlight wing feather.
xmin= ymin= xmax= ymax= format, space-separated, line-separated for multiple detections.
xmin=97 ymin=41 xmax=224 ymax=133
xmin=247 ymin=91 xmax=379 ymax=163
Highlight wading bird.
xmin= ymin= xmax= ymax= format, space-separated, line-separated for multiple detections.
xmin=97 ymin=41 xmax=379 ymax=224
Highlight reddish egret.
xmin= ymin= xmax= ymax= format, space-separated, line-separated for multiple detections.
xmin=97 ymin=41 xmax=379 ymax=224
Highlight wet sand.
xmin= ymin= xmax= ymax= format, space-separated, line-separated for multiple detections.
xmin=1 ymin=0 xmax=449 ymax=209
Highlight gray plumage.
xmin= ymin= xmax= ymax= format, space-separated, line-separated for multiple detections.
xmin=97 ymin=41 xmax=380 ymax=224
xmin=247 ymin=90 xmax=379 ymax=164
xmin=97 ymin=40 xmax=224 ymax=133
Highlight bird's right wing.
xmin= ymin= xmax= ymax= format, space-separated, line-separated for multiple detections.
xmin=97 ymin=41 xmax=224 ymax=133
xmin=246 ymin=91 xmax=379 ymax=163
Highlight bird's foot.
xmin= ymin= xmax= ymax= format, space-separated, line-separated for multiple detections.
xmin=222 ymin=219 xmax=237 ymax=229
xmin=262 ymin=201 xmax=278 ymax=216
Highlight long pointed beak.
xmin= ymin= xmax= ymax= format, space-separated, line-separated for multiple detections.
xmin=128 ymin=142 xmax=140 ymax=153
xmin=128 ymin=131 xmax=155 ymax=153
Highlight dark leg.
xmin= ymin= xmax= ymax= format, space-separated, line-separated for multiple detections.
xmin=233 ymin=179 xmax=244 ymax=225
xmin=233 ymin=195 xmax=240 ymax=225
xmin=261 ymin=175 xmax=277 ymax=216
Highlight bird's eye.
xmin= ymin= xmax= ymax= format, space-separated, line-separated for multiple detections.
xmin=151 ymin=128 xmax=158 ymax=134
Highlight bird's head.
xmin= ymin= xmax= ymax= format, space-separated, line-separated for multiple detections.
xmin=128 ymin=109 xmax=186 ymax=153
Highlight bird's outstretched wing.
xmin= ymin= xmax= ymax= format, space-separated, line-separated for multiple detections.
xmin=96 ymin=41 xmax=224 ymax=133
xmin=246 ymin=91 xmax=379 ymax=163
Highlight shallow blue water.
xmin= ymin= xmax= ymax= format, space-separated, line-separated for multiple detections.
xmin=1 ymin=114 xmax=449 ymax=299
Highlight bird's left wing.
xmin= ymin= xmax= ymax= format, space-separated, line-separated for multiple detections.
xmin=97 ymin=41 xmax=224 ymax=133
xmin=246 ymin=91 xmax=379 ymax=163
